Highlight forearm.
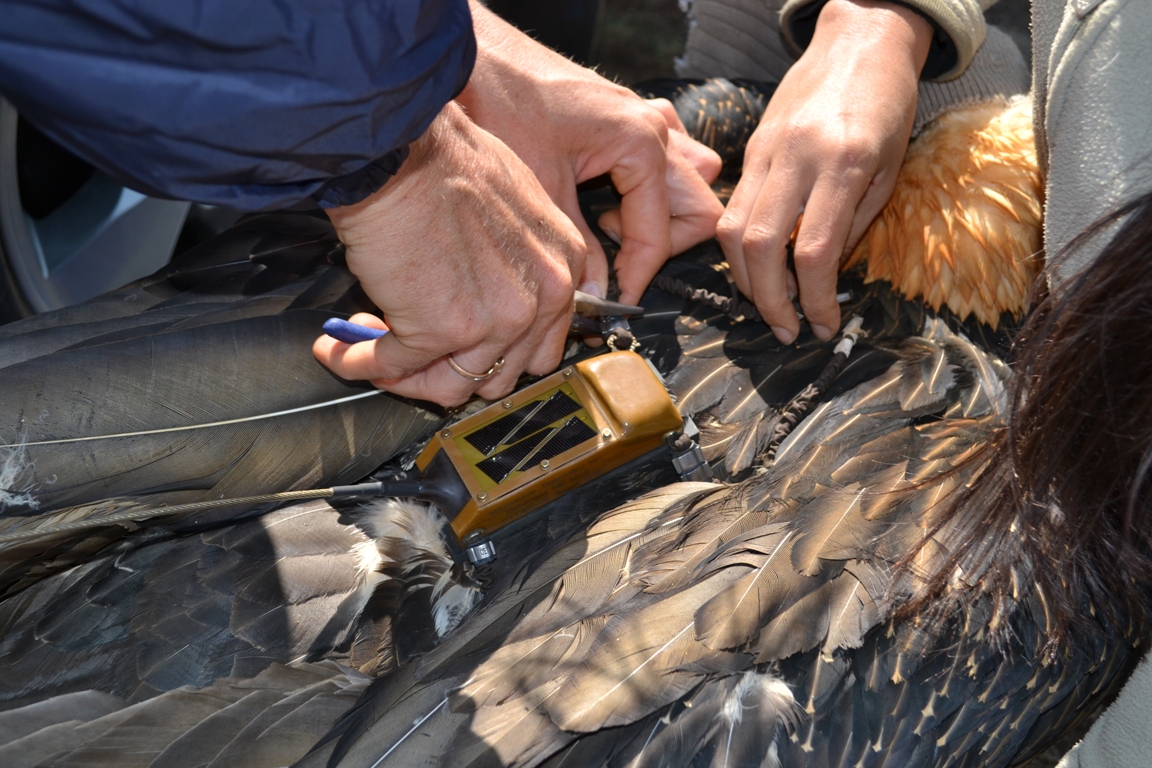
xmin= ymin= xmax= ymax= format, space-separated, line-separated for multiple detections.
xmin=0 ymin=0 xmax=475 ymax=210
xmin=780 ymin=0 xmax=992 ymax=80
xmin=806 ymin=0 xmax=934 ymax=77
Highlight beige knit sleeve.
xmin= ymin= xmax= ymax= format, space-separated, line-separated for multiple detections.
xmin=778 ymin=0 xmax=993 ymax=81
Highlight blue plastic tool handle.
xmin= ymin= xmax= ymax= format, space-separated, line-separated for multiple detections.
xmin=323 ymin=318 xmax=388 ymax=343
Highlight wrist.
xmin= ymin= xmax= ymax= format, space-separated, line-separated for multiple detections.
xmin=327 ymin=103 xmax=465 ymax=233
xmin=458 ymin=0 xmax=517 ymax=116
xmin=809 ymin=0 xmax=934 ymax=77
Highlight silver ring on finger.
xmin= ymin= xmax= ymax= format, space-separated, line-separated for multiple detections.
xmin=447 ymin=355 xmax=505 ymax=382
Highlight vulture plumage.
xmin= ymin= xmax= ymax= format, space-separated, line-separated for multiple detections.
xmin=0 ymin=80 xmax=1134 ymax=768
xmin=0 ymin=212 xmax=446 ymax=596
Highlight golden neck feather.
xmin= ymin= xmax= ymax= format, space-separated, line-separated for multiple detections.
xmin=844 ymin=97 xmax=1043 ymax=328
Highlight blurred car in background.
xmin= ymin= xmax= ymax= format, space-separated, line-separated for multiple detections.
xmin=0 ymin=97 xmax=240 ymax=324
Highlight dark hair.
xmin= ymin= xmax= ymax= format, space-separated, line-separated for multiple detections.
xmin=903 ymin=191 xmax=1152 ymax=651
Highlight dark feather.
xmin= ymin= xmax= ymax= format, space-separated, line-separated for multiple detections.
xmin=312 ymin=317 xmax=1139 ymax=768
xmin=0 ymin=78 xmax=1123 ymax=768
xmin=0 ymin=500 xmax=395 ymax=711
xmin=0 ymin=661 xmax=368 ymax=768
xmin=0 ymin=309 xmax=437 ymax=517
xmin=0 ymin=212 xmax=442 ymax=599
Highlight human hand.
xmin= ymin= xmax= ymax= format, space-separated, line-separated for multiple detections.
xmin=459 ymin=0 xmax=723 ymax=305
xmin=717 ymin=0 xmax=932 ymax=342
xmin=313 ymin=102 xmax=586 ymax=407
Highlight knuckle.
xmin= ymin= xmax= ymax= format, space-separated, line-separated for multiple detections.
xmin=743 ymin=226 xmax=784 ymax=260
xmin=715 ymin=215 xmax=742 ymax=247
xmin=614 ymin=104 xmax=669 ymax=151
xmin=476 ymin=376 xmax=517 ymax=401
xmin=649 ymin=97 xmax=676 ymax=118
xmin=539 ymin=267 xmax=576 ymax=308
xmin=743 ymin=128 xmax=772 ymax=159
xmin=439 ymin=325 xmax=479 ymax=352
xmin=793 ymin=238 xmax=837 ymax=267
xmin=836 ymin=138 xmax=875 ymax=170
xmin=779 ymin=121 xmax=817 ymax=152
xmin=525 ymin=346 xmax=564 ymax=377
xmin=564 ymin=244 xmax=586 ymax=280
xmin=503 ymin=297 xmax=538 ymax=334
xmin=638 ymin=104 xmax=669 ymax=137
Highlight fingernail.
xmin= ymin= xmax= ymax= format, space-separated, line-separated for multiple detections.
xmin=578 ymin=281 xmax=604 ymax=299
xmin=601 ymin=227 xmax=622 ymax=246
xmin=772 ymin=326 xmax=796 ymax=345
xmin=811 ymin=324 xmax=833 ymax=341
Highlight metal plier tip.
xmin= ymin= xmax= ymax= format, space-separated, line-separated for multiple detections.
xmin=570 ymin=290 xmax=644 ymax=335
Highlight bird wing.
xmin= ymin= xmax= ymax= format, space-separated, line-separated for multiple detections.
xmin=0 ymin=213 xmax=442 ymax=596
xmin=0 ymin=660 xmax=370 ymax=768
xmin=0 ymin=499 xmax=395 ymax=712
xmin=316 ymin=319 xmax=1139 ymax=768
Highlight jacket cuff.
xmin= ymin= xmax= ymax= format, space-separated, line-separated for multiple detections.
xmin=310 ymin=146 xmax=411 ymax=209
xmin=779 ymin=0 xmax=987 ymax=82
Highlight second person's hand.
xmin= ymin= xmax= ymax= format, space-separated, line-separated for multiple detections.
xmin=717 ymin=0 xmax=933 ymax=343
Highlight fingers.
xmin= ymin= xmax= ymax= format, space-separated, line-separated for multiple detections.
xmin=599 ymin=130 xmax=722 ymax=305
xmin=578 ymin=243 xmax=610 ymax=299
xmin=313 ymin=313 xmax=390 ymax=379
xmin=720 ymin=98 xmax=890 ymax=344
xmin=603 ymin=127 xmax=674 ymax=306
xmin=664 ymin=140 xmax=724 ymax=254
xmin=645 ymin=98 xmax=723 ymax=184
xmin=382 ymin=342 xmax=514 ymax=406
xmin=315 ymin=308 xmax=570 ymax=409
xmin=665 ymin=122 xmax=723 ymax=184
xmin=717 ymin=145 xmax=807 ymax=342
xmin=314 ymin=327 xmax=443 ymax=384
xmin=522 ymin=302 xmax=573 ymax=377
xmin=741 ymin=170 xmax=806 ymax=342
xmin=556 ymin=183 xmax=609 ymax=298
xmin=314 ymin=103 xmax=590 ymax=408
xmin=845 ymin=173 xmax=899 ymax=255
xmin=720 ymin=158 xmax=869 ymax=342
xmin=791 ymin=175 xmax=871 ymax=338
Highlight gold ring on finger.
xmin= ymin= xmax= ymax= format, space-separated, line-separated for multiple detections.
xmin=447 ymin=355 xmax=505 ymax=382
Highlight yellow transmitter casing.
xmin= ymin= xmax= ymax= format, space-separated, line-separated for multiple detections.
xmin=414 ymin=350 xmax=683 ymax=544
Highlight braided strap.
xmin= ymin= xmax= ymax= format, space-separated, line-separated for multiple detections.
xmin=650 ymin=274 xmax=762 ymax=322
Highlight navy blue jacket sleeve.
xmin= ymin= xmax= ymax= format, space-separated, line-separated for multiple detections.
xmin=0 ymin=0 xmax=475 ymax=210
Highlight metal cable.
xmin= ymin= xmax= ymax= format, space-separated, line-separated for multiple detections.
xmin=0 ymin=488 xmax=336 ymax=544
